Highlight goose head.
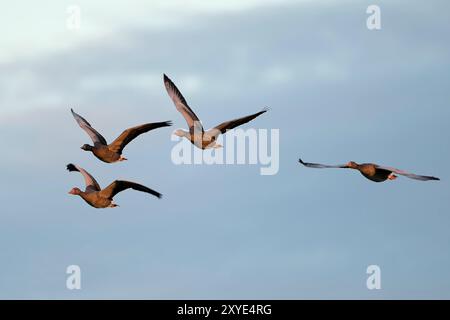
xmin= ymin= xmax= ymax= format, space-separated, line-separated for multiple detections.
xmin=68 ymin=187 xmax=82 ymax=195
xmin=173 ymin=129 xmax=188 ymax=138
xmin=346 ymin=161 xmax=359 ymax=169
xmin=81 ymin=144 xmax=93 ymax=151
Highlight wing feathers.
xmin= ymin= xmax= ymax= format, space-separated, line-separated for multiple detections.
xmin=163 ymin=74 xmax=202 ymax=131
xmin=299 ymin=158 xmax=348 ymax=169
xmin=210 ymin=108 xmax=268 ymax=136
xmin=109 ymin=121 xmax=172 ymax=153
xmin=71 ymin=108 xmax=107 ymax=145
xmin=66 ymin=163 xmax=101 ymax=192
xmin=100 ymin=180 xmax=162 ymax=199
xmin=376 ymin=165 xmax=440 ymax=181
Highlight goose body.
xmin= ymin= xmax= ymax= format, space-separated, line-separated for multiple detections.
xmin=77 ymin=190 xmax=116 ymax=209
xmin=71 ymin=109 xmax=172 ymax=163
xmin=299 ymin=159 xmax=440 ymax=183
xmin=356 ymin=163 xmax=396 ymax=182
xmin=90 ymin=144 xmax=122 ymax=163
xmin=175 ymin=129 xmax=224 ymax=150
xmin=66 ymin=164 xmax=162 ymax=208
xmin=163 ymin=74 xmax=267 ymax=149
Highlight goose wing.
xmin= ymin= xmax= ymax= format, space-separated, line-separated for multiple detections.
xmin=376 ymin=165 xmax=440 ymax=181
xmin=108 ymin=121 xmax=172 ymax=154
xmin=163 ymin=74 xmax=203 ymax=132
xmin=66 ymin=163 xmax=101 ymax=192
xmin=299 ymin=158 xmax=348 ymax=169
xmin=100 ymin=180 xmax=162 ymax=199
xmin=71 ymin=109 xmax=107 ymax=145
xmin=206 ymin=108 xmax=268 ymax=139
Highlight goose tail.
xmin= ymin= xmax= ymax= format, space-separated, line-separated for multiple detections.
xmin=66 ymin=163 xmax=79 ymax=172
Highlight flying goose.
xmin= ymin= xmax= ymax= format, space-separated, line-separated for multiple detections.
xmin=71 ymin=108 xmax=172 ymax=163
xmin=67 ymin=164 xmax=162 ymax=208
xmin=299 ymin=159 xmax=440 ymax=183
xmin=163 ymin=74 xmax=268 ymax=149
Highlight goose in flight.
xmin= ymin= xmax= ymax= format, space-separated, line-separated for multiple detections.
xmin=299 ymin=158 xmax=440 ymax=183
xmin=163 ymin=74 xmax=268 ymax=149
xmin=71 ymin=108 xmax=172 ymax=163
xmin=67 ymin=164 xmax=162 ymax=208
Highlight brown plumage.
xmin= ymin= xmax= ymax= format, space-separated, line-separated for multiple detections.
xmin=299 ymin=159 xmax=440 ymax=183
xmin=71 ymin=109 xmax=172 ymax=163
xmin=163 ymin=74 xmax=268 ymax=149
xmin=67 ymin=164 xmax=162 ymax=208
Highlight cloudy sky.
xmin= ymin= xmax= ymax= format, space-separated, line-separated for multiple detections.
xmin=0 ymin=0 xmax=449 ymax=299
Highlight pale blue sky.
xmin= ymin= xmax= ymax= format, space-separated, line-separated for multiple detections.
xmin=0 ymin=0 xmax=449 ymax=299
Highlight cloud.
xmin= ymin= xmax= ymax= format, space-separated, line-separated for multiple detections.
xmin=0 ymin=0 xmax=322 ymax=64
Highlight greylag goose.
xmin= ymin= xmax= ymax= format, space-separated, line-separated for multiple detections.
xmin=67 ymin=164 xmax=161 ymax=208
xmin=71 ymin=109 xmax=172 ymax=163
xmin=299 ymin=159 xmax=440 ymax=182
xmin=163 ymin=74 xmax=267 ymax=149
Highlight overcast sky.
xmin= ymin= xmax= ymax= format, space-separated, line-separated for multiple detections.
xmin=0 ymin=0 xmax=449 ymax=299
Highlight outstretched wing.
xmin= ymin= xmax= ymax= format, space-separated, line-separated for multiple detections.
xmin=206 ymin=108 xmax=268 ymax=140
xmin=71 ymin=108 xmax=107 ymax=145
xmin=66 ymin=163 xmax=101 ymax=192
xmin=163 ymin=74 xmax=203 ymax=132
xmin=299 ymin=158 xmax=348 ymax=169
xmin=99 ymin=180 xmax=162 ymax=200
xmin=108 ymin=121 xmax=172 ymax=154
xmin=376 ymin=165 xmax=440 ymax=181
